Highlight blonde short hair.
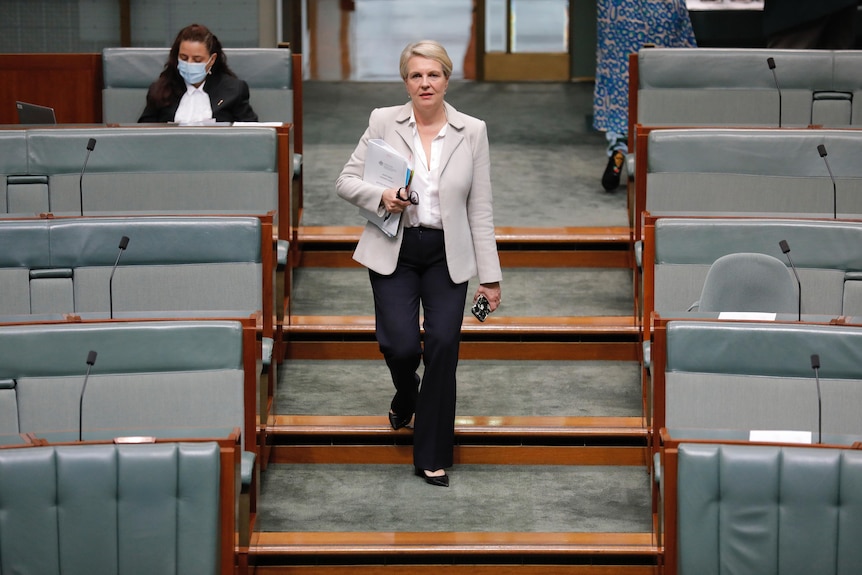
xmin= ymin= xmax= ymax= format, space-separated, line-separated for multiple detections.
xmin=399 ymin=40 xmax=453 ymax=80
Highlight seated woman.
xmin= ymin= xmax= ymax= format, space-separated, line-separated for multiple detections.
xmin=139 ymin=23 xmax=258 ymax=124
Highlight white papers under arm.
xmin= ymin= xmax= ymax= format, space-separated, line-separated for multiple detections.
xmin=358 ymin=206 xmax=401 ymax=237
xmin=359 ymin=139 xmax=411 ymax=237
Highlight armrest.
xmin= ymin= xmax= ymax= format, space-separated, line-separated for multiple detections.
xmin=262 ymin=337 xmax=273 ymax=368
xmin=293 ymin=153 xmax=303 ymax=178
xmin=277 ymin=239 xmax=289 ymax=270
xmin=241 ymin=450 xmax=256 ymax=488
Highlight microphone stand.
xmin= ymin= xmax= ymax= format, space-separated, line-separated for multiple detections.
xmin=79 ymin=350 xmax=98 ymax=441
xmin=109 ymin=236 xmax=130 ymax=319
xmin=779 ymin=240 xmax=801 ymax=321
xmin=79 ymin=138 xmax=97 ymax=217
xmin=818 ymin=144 xmax=837 ymax=219
xmin=811 ymin=354 xmax=822 ymax=445
xmin=767 ymin=57 xmax=781 ymax=128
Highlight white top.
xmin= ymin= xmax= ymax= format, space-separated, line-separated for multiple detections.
xmin=174 ymin=81 xmax=213 ymax=124
xmin=403 ymin=112 xmax=446 ymax=229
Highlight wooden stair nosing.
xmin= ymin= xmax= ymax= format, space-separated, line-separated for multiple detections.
xmin=286 ymin=315 xmax=640 ymax=337
xmin=250 ymin=530 xmax=658 ymax=557
xmin=298 ymin=225 xmax=633 ymax=245
xmin=268 ymin=415 xmax=646 ymax=439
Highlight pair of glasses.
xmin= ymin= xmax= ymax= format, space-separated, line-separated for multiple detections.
xmin=396 ymin=187 xmax=419 ymax=205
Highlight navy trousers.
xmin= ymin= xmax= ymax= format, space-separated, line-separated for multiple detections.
xmin=369 ymin=227 xmax=468 ymax=470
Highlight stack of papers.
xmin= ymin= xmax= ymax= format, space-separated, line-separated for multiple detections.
xmin=358 ymin=139 xmax=412 ymax=237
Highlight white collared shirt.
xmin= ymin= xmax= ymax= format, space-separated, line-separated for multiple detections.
xmin=403 ymin=112 xmax=447 ymax=229
xmin=174 ymin=81 xmax=213 ymax=124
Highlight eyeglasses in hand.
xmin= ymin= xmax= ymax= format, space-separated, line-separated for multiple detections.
xmin=396 ymin=186 xmax=419 ymax=205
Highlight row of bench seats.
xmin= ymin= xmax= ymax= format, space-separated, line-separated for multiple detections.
xmin=633 ymin=48 xmax=862 ymax=133
xmin=0 ymin=317 xmax=258 ymax=558
xmin=632 ymin=47 xmax=862 ymax=575
xmin=0 ymin=214 xmax=276 ymax=428
xmin=0 ymin=48 xmax=303 ymax=573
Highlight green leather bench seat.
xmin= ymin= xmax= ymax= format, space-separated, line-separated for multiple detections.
xmin=646 ymin=129 xmax=862 ymax=220
xmin=17 ymin=127 xmax=277 ymax=219
xmin=102 ymin=47 xmax=293 ymax=124
xmin=0 ymin=216 xmax=263 ymax=317
xmin=662 ymin=320 xmax=862 ymax=436
xmin=0 ymin=442 xmax=222 ymax=575
xmin=675 ymin=442 xmax=862 ymax=575
xmin=0 ymin=320 xmax=245 ymax=437
xmin=652 ymin=218 xmax=862 ymax=317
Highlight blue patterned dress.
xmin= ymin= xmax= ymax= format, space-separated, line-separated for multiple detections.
xmin=593 ymin=0 xmax=697 ymax=148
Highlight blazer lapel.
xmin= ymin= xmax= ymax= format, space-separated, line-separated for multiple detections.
xmin=394 ymin=103 xmax=414 ymax=163
xmin=438 ymin=102 xmax=465 ymax=176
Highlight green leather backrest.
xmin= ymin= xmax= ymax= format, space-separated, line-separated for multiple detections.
xmin=0 ymin=320 xmax=242 ymax=378
xmin=665 ymin=321 xmax=862 ymax=378
xmin=648 ymin=129 xmax=862 ymax=178
xmin=677 ymin=443 xmax=862 ymax=575
xmin=0 ymin=442 xmax=220 ymax=575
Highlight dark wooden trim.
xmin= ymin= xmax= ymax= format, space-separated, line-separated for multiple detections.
xmin=0 ymin=54 xmax=102 ymax=124
xmin=119 ymin=0 xmax=131 ymax=46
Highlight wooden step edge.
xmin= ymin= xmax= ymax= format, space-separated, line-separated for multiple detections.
xmin=268 ymin=415 xmax=647 ymax=438
xmin=250 ymin=530 xmax=658 ymax=557
xmin=298 ymin=225 xmax=633 ymax=245
xmin=286 ymin=315 xmax=640 ymax=336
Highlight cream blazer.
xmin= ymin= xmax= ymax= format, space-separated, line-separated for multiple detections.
xmin=336 ymin=101 xmax=502 ymax=286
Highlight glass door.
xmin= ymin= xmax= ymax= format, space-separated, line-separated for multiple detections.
xmin=477 ymin=0 xmax=570 ymax=81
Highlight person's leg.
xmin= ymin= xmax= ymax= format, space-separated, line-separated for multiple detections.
xmin=602 ymin=130 xmax=628 ymax=191
xmin=369 ymin=244 xmax=422 ymax=425
xmin=411 ymin=229 xmax=468 ymax=473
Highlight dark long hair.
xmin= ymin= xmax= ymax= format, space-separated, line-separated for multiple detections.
xmin=146 ymin=23 xmax=237 ymax=109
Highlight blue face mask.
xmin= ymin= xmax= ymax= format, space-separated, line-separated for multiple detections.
xmin=178 ymin=59 xmax=210 ymax=85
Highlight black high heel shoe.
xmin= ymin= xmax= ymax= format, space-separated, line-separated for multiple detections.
xmin=415 ymin=467 xmax=449 ymax=487
xmin=388 ymin=410 xmax=412 ymax=430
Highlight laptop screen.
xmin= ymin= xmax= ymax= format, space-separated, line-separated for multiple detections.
xmin=16 ymin=101 xmax=57 ymax=124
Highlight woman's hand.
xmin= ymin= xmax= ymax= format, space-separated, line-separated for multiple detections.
xmin=475 ymin=282 xmax=502 ymax=312
xmin=380 ymin=188 xmax=413 ymax=213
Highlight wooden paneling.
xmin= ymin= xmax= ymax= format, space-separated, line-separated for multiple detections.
xmin=0 ymin=54 xmax=103 ymax=124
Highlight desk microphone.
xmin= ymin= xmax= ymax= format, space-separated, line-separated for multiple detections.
xmin=779 ymin=240 xmax=802 ymax=321
xmin=810 ymin=354 xmax=822 ymax=445
xmin=79 ymin=138 xmax=97 ymax=216
xmin=78 ymin=350 xmax=98 ymax=441
xmin=108 ymin=236 xmax=130 ymax=319
xmin=817 ymin=144 xmax=837 ymax=219
xmin=767 ymin=57 xmax=782 ymax=128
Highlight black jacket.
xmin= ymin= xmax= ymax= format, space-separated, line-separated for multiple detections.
xmin=138 ymin=72 xmax=258 ymax=123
